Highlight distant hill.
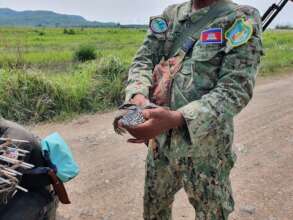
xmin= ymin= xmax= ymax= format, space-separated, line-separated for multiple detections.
xmin=275 ymin=24 xmax=293 ymax=30
xmin=0 ymin=8 xmax=119 ymax=27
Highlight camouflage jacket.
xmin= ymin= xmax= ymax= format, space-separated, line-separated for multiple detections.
xmin=125 ymin=0 xmax=263 ymax=151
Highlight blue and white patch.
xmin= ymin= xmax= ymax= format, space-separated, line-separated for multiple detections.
xmin=149 ymin=17 xmax=168 ymax=34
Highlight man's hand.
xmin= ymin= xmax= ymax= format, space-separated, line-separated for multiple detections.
xmin=130 ymin=94 xmax=149 ymax=107
xmin=122 ymin=107 xmax=184 ymax=143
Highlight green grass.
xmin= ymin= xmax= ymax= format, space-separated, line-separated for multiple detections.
xmin=0 ymin=27 xmax=292 ymax=123
xmin=0 ymin=27 xmax=291 ymax=73
xmin=260 ymin=30 xmax=293 ymax=76
xmin=0 ymin=57 xmax=128 ymax=123
xmin=0 ymin=27 xmax=145 ymax=68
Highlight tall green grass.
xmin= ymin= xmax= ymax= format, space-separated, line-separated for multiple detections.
xmin=0 ymin=57 xmax=127 ymax=123
xmin=260 ymin=30 xmax=293 ymax=76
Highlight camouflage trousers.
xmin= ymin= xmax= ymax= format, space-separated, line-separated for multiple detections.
xmin=143 ymin=131 xmax=235 ymax=220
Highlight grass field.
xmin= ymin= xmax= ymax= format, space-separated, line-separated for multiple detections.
xmin=0 ymin=27 xmax=145 ymax=68
xmin=261 ymin=31 xmax=293 ymax=75
xmin=0 ymin=27 xmax=292 ymax=122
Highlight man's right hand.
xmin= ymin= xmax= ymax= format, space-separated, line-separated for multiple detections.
xmin=130 ymin=94 xmax=149 ymax=107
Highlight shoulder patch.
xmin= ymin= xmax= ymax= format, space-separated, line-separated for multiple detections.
xmin=149 ymin=17 xmax=168 ymax=34
xmin=225 ymin=18 xmax=253 ymax=48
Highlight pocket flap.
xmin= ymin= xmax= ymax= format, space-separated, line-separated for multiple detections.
xmin=192 ymin=44 xmax=224 ymax=61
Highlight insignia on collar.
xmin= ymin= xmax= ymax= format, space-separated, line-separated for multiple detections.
xmin=149 ymin=17 xmax=168 ymax=34
xmin=200 ymin=28 xmax=223 ymax=45
xmin=225 ymin=18 xmax=253 ymax=48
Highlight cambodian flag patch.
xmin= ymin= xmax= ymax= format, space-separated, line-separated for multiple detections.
xmin=200 ymin=28 xmax=223 ymax=45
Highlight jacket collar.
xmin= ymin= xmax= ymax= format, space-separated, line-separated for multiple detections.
xmin=178 ymin=1 xmax=193 ymax=22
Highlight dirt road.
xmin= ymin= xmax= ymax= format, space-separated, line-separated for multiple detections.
xmin=32 ymin=74 xmax=293 ymax=220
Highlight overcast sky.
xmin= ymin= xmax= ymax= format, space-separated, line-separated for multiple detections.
xmin=0 ymin=0 xmax=292 ymax=25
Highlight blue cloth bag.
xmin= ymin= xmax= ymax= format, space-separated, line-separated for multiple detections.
xmin=41 ymin=132 xmax=80 ymax=183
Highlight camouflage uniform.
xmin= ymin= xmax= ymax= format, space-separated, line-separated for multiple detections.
xmin=125 ymin=0 xmax=263 ymax=219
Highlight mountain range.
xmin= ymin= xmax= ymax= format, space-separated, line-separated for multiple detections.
xmin=0 ymin=8 xmax=119 ymax=27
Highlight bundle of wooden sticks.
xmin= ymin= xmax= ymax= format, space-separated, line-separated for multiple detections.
xmin=0 ymin=138 xmax=34 ymax=204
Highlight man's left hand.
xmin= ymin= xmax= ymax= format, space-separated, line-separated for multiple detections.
xmin=121 ymin=107 xmax=184 ymax=143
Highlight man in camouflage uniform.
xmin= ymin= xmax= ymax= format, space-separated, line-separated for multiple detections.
xmin=121 ymin=0 xmax=263 ymax=219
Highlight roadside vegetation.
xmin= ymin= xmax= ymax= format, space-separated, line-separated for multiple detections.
xmin=0 ymin=27 xmax=292 ymax=123
xmin=260 ymin=30 xmax=293 ymax=76
xmin=0 ymin=57 xmax=127 ymax=123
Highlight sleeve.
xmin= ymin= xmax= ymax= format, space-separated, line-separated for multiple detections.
xmin=178 ymin=12 xmax=264 ymax=144
xmin=124 ymin=9 xmax=171 ymax=102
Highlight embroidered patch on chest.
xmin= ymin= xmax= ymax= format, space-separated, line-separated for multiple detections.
xmin=225 ymin=18 xmax=253 ymax=48
xmin=200 ymin=28 xmax=223 ymax=45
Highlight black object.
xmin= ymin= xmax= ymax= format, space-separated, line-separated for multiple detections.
xmin=0 ymin=119 xmax=51 ymax=190
xmin=0 ymin=118 xmax=59 ymax=219
xmin=262 ymin=0 xmax=292 ymax=31
xmin=0 ymin=189 xmax=58 ymax=220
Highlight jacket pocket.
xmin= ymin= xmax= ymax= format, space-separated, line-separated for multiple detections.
xmin=192 ymin=43 xmax=224 ymax=62
xmin=191 ymin=44 xmax=224 ymax=90
xmin=171 ymin=44 xmax=224 ymax=108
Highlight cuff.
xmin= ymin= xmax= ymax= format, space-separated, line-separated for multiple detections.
xmin=177 ymin=101 xmax=212 ymax=145
xmin=125 ymin=85 xmax=150 ymax=103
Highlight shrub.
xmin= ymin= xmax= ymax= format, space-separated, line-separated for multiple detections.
xmin=73 ymin=44 xmax=97 ymax=62
xmin=38 ymin=31 xmax=45 ymax=36
xmin=63 ymin=28 xmax=76 ymax=35
xmin=33 ymin=30 xmax=45 ymax=36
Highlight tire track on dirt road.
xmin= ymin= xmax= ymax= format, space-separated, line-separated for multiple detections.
xmin=32 ymin=74 xmax=293 ymax=220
